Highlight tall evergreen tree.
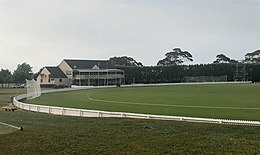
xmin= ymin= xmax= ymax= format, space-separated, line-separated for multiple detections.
xmin=244 ymin=50 xmax=260 ymax=64
xmin=109 ymin=56 xmax=143 ymax=67
xmin=13 ymin=62 xmax=33 ymax=84
xmin=213 ymin=54 xmax=238 ymax=64
xmin=0 ymin=69 xmax=13 ymax=88
xmin=157 ymin=48 xmax=193 ymax=66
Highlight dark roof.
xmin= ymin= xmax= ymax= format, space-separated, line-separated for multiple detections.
xmin=45 ymin=67 xmax=67 ymax=78
xmin=64 ymin=59 xmax=114 ymax=70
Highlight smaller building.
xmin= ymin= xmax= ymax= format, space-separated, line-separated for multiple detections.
xmin=37 ymin=67 xmax=70 ymax=87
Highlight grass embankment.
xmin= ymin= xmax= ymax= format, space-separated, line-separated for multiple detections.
xmin=1 ymin=87 xmax=260 ymax=154
xmin=27 ymin=83 xmax=260 ymax=121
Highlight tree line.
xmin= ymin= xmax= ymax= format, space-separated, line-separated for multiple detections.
xmin=0 ymin=63 xmax=33 ymax=87
xmin=111 ymin=48 xmax=260 ymax=83
xmin=118 ymin=63 xmax=260 ymax=84
xmin=1 ymin=48 xmax=260 ymax=87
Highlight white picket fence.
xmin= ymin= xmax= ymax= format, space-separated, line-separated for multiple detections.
xmin=13 ymin=82 xmax=260 ymax=126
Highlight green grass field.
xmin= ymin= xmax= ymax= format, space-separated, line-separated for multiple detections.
xmin=1 ymin=87 xmax=260 ymax=154
xmin=27 ymin=83 xmax=260 ymax=121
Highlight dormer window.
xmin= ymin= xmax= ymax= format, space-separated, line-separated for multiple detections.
xmin=92 ymin=65 xmax=100 ymax=70
xmin=66 ymin=71 xmax=72 ymax=75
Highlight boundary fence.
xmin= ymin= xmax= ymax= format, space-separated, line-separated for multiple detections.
xmin=13 ymin=82 xmax=260 ymax=126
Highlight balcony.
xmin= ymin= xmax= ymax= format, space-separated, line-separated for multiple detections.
xmin=75 ymin=74 xmax=124 ymax=80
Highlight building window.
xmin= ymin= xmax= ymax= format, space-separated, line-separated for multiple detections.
xmin=59 ymin=79 xmax=62 ymax=82
xmin=48 ymin=79 xmax=50 ymax=83
xmin=66 ymin=71 xmax=72 ymax=75
xmin=41 ymin=79 xmax=43 ymax=83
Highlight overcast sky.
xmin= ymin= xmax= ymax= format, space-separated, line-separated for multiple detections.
xmin=1 ymin=0 xmax=260 ymax=72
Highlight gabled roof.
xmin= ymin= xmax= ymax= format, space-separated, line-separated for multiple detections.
xmin=63 ymin=59 xmax=114 ymax=70
xmin=45 ymin=67 xmax=67 ymax=78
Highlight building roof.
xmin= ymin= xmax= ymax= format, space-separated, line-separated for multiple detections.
xmin=63 ymin=59 xmax=114 ymax=70
xmin=45 ymin=67 xmax=67 ymax=78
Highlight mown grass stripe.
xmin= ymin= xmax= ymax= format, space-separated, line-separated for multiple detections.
xmin=0 ymin=121 xmax=22 ymax=130
xmin=87 ymin=94 xmax=260 ymax=110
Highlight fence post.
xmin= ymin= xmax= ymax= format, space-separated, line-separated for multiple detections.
xmin=62 ymin=108 xmax=65 ymax=115
xmin=48 ymin=107 xmax=51 ymax=114
xmin=98 ymin=112 xmax=102 ymax=117
xmin=79 ymin=110 xmax=82 ymax=117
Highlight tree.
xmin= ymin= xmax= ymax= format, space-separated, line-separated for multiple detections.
xmin=109 ymin=56 xmax=143 ymax=67
xmin=213 ymin=54 xmax=238 ymax=64
xmin=13 ymin=62 xmax=33 ymax=84
xmin=244 ymin=50 xmax=260 ymax=64
xmin=157 ymin=48 xmax=193 ymax=66
xmin=0 ymin=69 xmax=13 ymax=88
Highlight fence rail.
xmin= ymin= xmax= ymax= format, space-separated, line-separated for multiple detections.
xmin=13 ymin=82 xmax=260 ymax=126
